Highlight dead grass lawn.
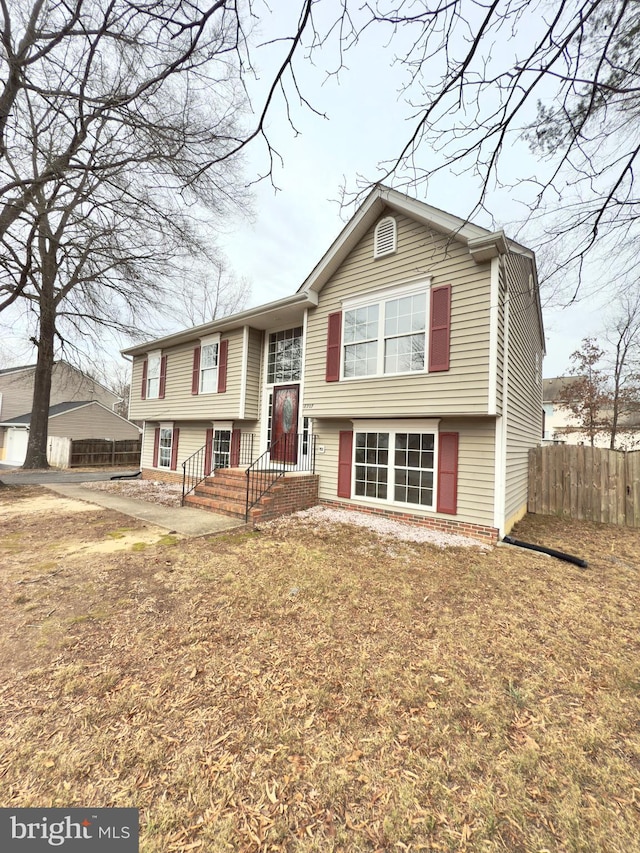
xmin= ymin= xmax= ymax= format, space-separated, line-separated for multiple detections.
xmin=1 ymin=485 xmax=639 ymax=852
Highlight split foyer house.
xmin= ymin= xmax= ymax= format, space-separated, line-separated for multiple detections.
xmin=124 ymin=186 xmax=544 ymax=542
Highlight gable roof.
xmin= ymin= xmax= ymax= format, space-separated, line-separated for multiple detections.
xmin=122 ymin=184 xmax=544 ymax=356
xmin=0 ymin=360 xmax=118 ymax=400
xmin=0 ymin=400 xmax=93 ymax=425
xmin=543 ymin=376 xmax=583 ymax=402
xmin=296 ymin=184 xmax=519 ymax=297
xmin=0 ymin=400 xmax=140 ymax=430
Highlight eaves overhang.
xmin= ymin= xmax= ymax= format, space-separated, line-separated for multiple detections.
xmin=297 ymin=185 xmax=496 ymax=296
xmin=121 ymin=291 xmax=318 ymax=357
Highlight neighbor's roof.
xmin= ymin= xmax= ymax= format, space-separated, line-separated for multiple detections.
xmin=1 ymin=400 xmax=94 ymax=425
xmin=543 ymin=376 xmax=583 ymax=402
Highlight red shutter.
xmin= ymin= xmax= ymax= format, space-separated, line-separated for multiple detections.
xmin=204 ymin=427 xmax=213 ymax=475
xmin=159 ymin=355 xmax=167 ymax=398
xmin=141 ymin=359 xmax=148 ymax=400
xmin=218 ymin=339 xmax=228 ymax=393
xmin=170 ymin=427 xmax=180 ymax=470
xmin=337 ymin=430 xmax=353 ymax=498
xmin=192 ymin=346 xmax=201 ymax=395
xmin=437 ymin=432 xmax=458 ymax=514
xmin=152 ymin=427 xmax=160 ymax=467
xmin=429 ymin=284 xmax=451 ymax=372
xmin=326 ymin=312 xmax=342 ymax=382
xmin=230 ymin=428 xmax=241 ymax=467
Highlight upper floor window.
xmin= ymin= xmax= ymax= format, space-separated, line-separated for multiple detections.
xmin=343 ymin=286 xmax=427 ymax=378
xmin=146 ymin=351 xmax=161 ymax=399
xmin=325 ymin=281 xmax=451 ymax=382
xmin=200 ymin=339 xmax=219 ymax=393
xmin=267 ymin=327 xmax=302 ymax=384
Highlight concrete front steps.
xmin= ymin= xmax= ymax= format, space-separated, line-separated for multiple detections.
xmin=183 ymin=468 xmax=319 ymax=523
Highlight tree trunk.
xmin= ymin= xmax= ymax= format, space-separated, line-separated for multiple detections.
xmin=22 ymin=265 xmax=56 ymax=469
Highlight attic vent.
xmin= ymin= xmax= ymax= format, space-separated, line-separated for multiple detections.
xmin=374 ymin=216 xmax=397 ymax=258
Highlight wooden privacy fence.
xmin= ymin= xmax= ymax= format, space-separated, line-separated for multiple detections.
xmin=69 ymin=438 xmax=141 ymax=468
xmin=528 ymin=445 xmax=640 ymax=528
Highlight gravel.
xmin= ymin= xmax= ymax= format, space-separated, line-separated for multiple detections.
xmin=260 ymin=505 xmax=490 ymax=549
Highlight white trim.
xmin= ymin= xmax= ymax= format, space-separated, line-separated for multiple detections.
xmin=341 ymin=280 xmax=431 ymax=380
xmin=239 ymin=326 xmax=248 ymax=420
xmin=488 ymin=257 xmax=500 ymax=416
xmin=157 ymin=423 xmax=174 ymax=469
xmin=199 ymin=333 xmax=220 ymax=347
xmin=494 ymin=262 xmax=509 ymax=535
xmin=341 ymin=277 xmax=431 ymax=311
xmin=350 ymin=421 xmax=441 ymax=513
xmin=352 ymin=418 xmax=440 ymax=432
xmin=198 ymin=334 xmax=220 ymax=395
xmin=299 ymin=309 xmax=309 ymax=435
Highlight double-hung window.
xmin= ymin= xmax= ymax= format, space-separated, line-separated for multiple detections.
xmin=343 ymin=283 xmax=429 ymax=379
xmin=352 ymin=420 xmax=438 ymax=510
xmin=146 ymin=351 xmax=161 ymax=398
xmin=200 ymin=339 xmax=219 ymax=393
xmin=158 ymin=426 xmax=173 ymax=469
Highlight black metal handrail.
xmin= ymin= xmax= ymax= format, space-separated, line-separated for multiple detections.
xmin=182 ymin=442 xmax=212 ymax=504
xmin=245 ymin=433 xmax=316 ymax=521
xmin=181 ymin=432 xmax=256 ymax=504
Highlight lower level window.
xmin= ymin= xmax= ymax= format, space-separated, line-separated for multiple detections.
xmin=159 ymin=427 xmax=172 ymax=468
xmin=354 ymin=430 xmax=435 ymax=508
xmin=213 ymin=429 xmax=231 ymax=468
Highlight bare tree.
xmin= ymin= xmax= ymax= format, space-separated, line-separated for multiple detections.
xmin=173 ymin=259 xmax=251 ymax=327
xmin=0 ymin=0 xmax=248 ymax=467
xmin=604 ymin=292 xmax=640 ymax=448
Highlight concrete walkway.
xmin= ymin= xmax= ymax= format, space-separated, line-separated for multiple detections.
xmin=43 ymin=483 xmax=246 ymax=537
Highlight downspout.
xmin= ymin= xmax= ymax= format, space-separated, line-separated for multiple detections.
xmin=494 ymin=255 xmax=510 ymax=537
xmin=239 ymin=325 xmax=248 ymax=421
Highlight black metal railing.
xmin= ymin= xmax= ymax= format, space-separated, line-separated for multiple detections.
xmin=181 ymin=432 xmax=257 ymax=504
xmin=245 ymin=433 xmax=316 ymax=521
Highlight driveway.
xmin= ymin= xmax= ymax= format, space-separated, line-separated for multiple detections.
xmin=0 ymin=466 xmax=140 ymax=485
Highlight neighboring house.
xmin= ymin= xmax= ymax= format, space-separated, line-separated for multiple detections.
xmin=0 ymin=401 xmax=142 ymax=466
xmin=0 ymin=361 xmax=126 ymax=465
xmin=543 ymin=376 xmax=640 ymax=449
xmin=123 ymin=185 xmax=545 ymax=541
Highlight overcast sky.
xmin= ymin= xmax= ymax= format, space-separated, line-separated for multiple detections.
xmin=0 ymin=3 xmax=604 ymax=379
xmin=210 ymin=4 xmax=602 ymax=380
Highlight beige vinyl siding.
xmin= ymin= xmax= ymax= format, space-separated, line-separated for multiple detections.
xmin=141 ymin=421 xmax=211 ymax=470
xmin=243 ymin=327 xmax=264 ymax=420
xmin=49 ymin=404 xmax=140 ymax=440
xmin=304 ymin=211 xmax=492 ymax=418
xmin=503 ymin=253 xmax=543 ymax=527
xmin=314 ymin=416 xmax=496 ymax=529
xmin=0 ymin=362 xmax=117 ymax=422
xmin=129 ymin=329 xmax=243 ymax=421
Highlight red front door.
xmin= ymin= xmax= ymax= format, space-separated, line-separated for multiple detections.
xmin=271 ymin=384 xmax=299 ymax=464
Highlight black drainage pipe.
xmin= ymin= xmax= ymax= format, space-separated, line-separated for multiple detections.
xmin=502 ymin=535 xmax=588 ymax=569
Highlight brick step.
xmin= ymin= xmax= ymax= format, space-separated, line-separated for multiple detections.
xmin=194 ymin=481 xmax=247 ymax=500
xmin=184 ymin=494 xmax=247 ymax=519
